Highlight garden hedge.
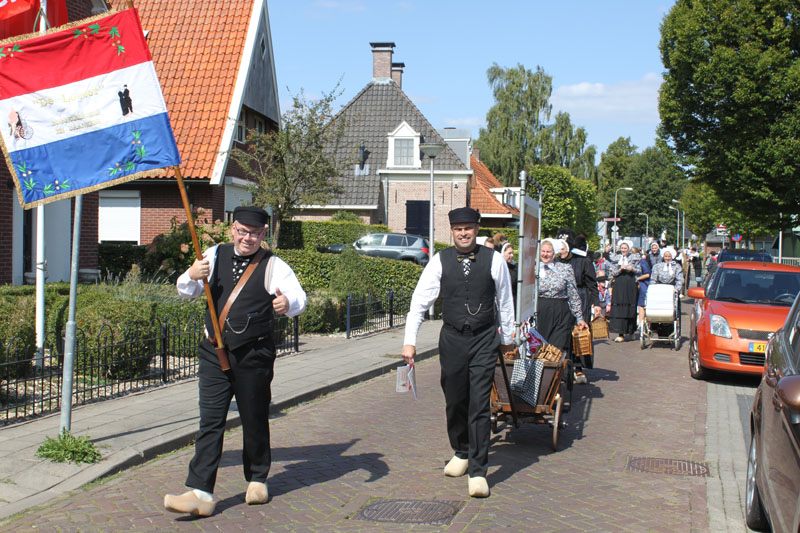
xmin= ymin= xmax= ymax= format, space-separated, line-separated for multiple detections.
xmin=278 ymin=220 xmax=390 ymax=251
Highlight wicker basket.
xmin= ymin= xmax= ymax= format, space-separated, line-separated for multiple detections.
xmin=534 ymin=343 xmax=563 ymax=362
xmin=591 ymin=316 xmax=609 ymax=338
xmin=572 ymin=326 xmax=593 ymax=356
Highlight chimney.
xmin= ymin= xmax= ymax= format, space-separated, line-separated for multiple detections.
xmin=370 ymin=42 xmax=395 ymax=80
xmin=391 ymin=62 xmax=405 ymax=88
xmin=472 ymin=147 xmax=480 ymax=162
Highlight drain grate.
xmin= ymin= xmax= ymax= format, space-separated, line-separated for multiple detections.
xmin=356 ymin=499 xmax=463 ymax=525
xmin=626 ymin=456 xmax=710 ymax=477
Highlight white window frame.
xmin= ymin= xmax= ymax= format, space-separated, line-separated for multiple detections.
xmin=254 ymin=116 xmax=266 ymax=134
xmin=386 ymin=121 xmax=421 ymax=168
xmin=235 ymin=111 xmax=245 ymax=142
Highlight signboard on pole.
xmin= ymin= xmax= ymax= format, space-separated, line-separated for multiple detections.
xmin=0 ymin=8 xmax=181 ymax=209
xmin=519 ymin=194 xmax=539 ymax=322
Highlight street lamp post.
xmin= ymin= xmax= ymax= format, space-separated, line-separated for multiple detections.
xmin=638 ymin=212 xmax=649 ymax=245
xmin=420 ymin=143 xmax=443 ymax=259
xmin=613 ymin=187 xmax=633 ymax=252
xmin=671 ymin=199 xmax=682 ymax=249
xmin=669 ymin=205 xmax=680 ymax=246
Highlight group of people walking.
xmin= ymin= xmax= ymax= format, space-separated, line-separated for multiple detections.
xmin=163 ymin=203 xmax=690 ymax=515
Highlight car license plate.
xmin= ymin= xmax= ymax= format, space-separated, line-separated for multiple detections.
xmin=748 ymin=342 xmax=767 ymax=353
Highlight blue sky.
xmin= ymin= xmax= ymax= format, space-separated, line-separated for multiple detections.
xmin=268 ymin=1 xmax=675 ymax=156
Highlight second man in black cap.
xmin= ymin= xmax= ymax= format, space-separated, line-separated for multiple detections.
xmin=402 ymin=206 xmax=515 ymax=498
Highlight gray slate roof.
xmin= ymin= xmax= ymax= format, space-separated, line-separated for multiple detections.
xmin=328 ymin=79 xmax=469 ymax=207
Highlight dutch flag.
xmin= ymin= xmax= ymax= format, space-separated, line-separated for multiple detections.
xmin=0 ymin=8 xmax=180 ymax=208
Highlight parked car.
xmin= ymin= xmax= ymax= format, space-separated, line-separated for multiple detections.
xmin=746 ymin=290 xmax=800 ymax=531
xmin=705 ymin=249 xmax=773 ymax=282
xmin=317 ymin=232 xmax=431 ymax=266
xmin=687 ymin=261 xmax=800 ymax=380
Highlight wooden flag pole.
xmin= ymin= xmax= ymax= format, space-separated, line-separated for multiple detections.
xmin=173 ymin=166 xmax=231 ymax=371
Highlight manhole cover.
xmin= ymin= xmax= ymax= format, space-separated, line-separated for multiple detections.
xmin=626 ymin=456 xmax=710 ymax=477
xmin=356 ymin=499 xmax=463 ymax=525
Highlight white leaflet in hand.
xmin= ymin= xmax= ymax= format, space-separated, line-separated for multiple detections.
xmin=408 ymin=363 xmax=418 ymax=400
xmin=396 ymin=364 xmax=410 ymax=393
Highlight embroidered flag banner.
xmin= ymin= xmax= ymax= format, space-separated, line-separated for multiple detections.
xmin=0 ymin=8 xmax=181 ymax=208
xmin=0 ymin=1 xmax=68 ymax=40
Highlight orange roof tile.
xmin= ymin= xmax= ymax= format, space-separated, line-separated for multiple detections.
xmin=470 ymin=156 xmax=519 ymax=216
xmin=111 ymin=1 xmax=253 ymax=180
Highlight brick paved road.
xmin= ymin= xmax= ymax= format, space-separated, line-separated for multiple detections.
xmin=4 ymin=330 xmax=710 ymax=532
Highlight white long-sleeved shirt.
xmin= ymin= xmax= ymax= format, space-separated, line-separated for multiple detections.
xmin=403 ymin=250 xmax=515 ymax=346
xmin=176 ymin=245 xmax=306 ymax=318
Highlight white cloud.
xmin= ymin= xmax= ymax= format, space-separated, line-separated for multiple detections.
xmin=550 ymin=73 xmax=662 ymax=125
xmin=442 ymin=117 xmax=484 ymax=130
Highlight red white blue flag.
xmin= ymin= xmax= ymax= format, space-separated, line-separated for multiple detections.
xmin=0 ymin=8 xmax=180 ymax=208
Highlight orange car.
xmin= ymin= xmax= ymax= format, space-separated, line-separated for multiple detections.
xmin=687 ymin=261 xmax=800 ymax=380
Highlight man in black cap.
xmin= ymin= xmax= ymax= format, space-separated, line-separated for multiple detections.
xmin=402 ymin=206 xmax=515 ymax=498
xmin=164 ymin=205 xmax=306 ymax=516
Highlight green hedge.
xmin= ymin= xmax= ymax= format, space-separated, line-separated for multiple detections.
xmin=98 ymin=243 xmax=148 ymax=278
xmin=278 ymin=220 xmax=389 ymax=251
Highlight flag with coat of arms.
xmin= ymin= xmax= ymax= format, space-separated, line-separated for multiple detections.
xmin=0 ymin=8 xmax=180 ymax=208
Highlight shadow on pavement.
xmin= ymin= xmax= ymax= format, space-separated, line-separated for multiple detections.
xmin=216 ymin=439 xmax=389 ymax=498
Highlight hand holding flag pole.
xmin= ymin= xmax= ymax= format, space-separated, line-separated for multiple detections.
xmin=174 ymin=165 xmax=230 ymax=371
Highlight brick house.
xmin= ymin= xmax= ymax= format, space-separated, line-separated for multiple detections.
xmin=292 ymin=42 xmax=518 ymax=244
xmin=0 ymin=0 xmax=280 ymax=284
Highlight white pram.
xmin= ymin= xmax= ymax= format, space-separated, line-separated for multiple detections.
xmin=640 ymin=283 xmax=681 ymax=350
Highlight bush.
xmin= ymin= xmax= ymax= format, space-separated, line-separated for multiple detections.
xmin=329 ymin=247 xmax=375 ymax=294
xmin=0 ymin=296 xmax=35 ymax=379
xmin=36 ymin=429 xmax=101 ymax=464
xmin=330 ymin=210 xmax=363 ymax=223
xmin=142 ymin=211 xmax=231 ymax=281
xmin=98 ymin=243 xmax=148 ymax=278
xmin=278 ymin=220 xmax=389 ymax=251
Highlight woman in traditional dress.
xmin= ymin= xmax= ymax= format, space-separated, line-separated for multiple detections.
xmin=536 ymin=238 xmax=588 ymax=361
xmin=501 ymin=242 xmax=517 ymax=309
xmin=649 ymin=247 xmax=684 ymax=337
xmin=608 ymin=240 xmax=642 ymax=342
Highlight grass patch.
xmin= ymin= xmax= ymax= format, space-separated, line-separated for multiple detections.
xmin=36 ymin=429 xmax=101 ymax=465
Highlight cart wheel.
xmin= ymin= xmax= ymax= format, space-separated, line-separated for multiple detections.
xmin=639 ymin=326 xmax=646 ymax=350
xmin=491 ymin=414 xmax=498 ymax=434
xmin=552 ymin=394 xmax=562 ymax=451
xmin=674 ymin=335 xmax=680 ymax=351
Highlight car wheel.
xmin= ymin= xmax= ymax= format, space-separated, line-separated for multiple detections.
xmin=745 ymin=432 xmax=769 ymax=531
xmin=688 ymin=335 xmax=707 ymax=380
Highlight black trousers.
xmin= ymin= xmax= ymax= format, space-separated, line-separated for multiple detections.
xmin=439 ymin=323 xmax=499 ymax=478
xmin=186 ymin=338 xmax=276 ymax=493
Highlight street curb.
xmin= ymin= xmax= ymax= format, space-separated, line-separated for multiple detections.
xmin=0 ymin=346 xmax=438 ymax=522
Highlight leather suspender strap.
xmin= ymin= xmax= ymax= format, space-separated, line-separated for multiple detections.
xmin=209 ymin=248 xmax=268 ymax=350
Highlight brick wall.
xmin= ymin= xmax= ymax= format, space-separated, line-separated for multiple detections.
xmin=387 ymin=180 xmax=467 ymax=244
xmin=76 ymin=192 xmax=99 ymax=270
xmin=0 ymin=168 xmax=13 ymax=284
xmin=137 ymin=182 xmax=224 ymax=244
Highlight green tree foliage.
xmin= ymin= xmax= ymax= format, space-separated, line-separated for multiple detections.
xmin=659 ymin=0 xmax=800 ymax=226
xmin=616 ymin=147 xmax=687 ymax=242
xmin=476 ymin=63 xmax=599 ymax=186
xmin=540 ymin=112 xmax=598 ymax=184
xmin=330 ymin=210 xmax=362 ymax=223
xmin=229 ymin=86 xmax=349 ymax=246
xmin=682 ymin=182 xmax=771 ymax=242
xmin=477 ymin=63 xmax=552 ymax=185
xmin=527 ymin=165 xmax=596 ymax=237
xmin=596 ymin=137 xmax=637 ymax=213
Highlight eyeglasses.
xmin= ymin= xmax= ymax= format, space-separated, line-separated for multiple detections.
xmin=233 ymin=225 xmax=264 ymax=239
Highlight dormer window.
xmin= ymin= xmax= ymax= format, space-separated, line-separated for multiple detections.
xmin=386 ymin=121 xmax=421 ymax=168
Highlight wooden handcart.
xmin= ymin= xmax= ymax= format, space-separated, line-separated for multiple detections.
xmin=490 ymin=347 xmax=567 ymax=451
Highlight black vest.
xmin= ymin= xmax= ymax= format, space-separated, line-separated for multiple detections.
xmin=440 ymin=246 xmax=496 ymax=331
xmin=204 ymin=244 xmax=275 ymax=350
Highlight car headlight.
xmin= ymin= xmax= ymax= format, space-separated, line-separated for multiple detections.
xmin=709 ymin=314 xmax=732 ymax=338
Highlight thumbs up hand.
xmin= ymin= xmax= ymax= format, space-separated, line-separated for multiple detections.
xmin=273 ymin=287 xmax=289 ymax=315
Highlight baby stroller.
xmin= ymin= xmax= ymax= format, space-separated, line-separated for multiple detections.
xmin=640 ymin=283 xmax=680 ymax=350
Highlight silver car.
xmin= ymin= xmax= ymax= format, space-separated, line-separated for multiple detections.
xmin=318 ymin=233 xmax=431 ymax=266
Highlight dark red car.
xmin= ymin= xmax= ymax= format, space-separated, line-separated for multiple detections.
xmin=746 ymin=291 xmax=800 ymax=531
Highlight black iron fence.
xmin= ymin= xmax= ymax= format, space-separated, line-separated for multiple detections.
xmin=0 ymin=289 xmax=411 ymax=426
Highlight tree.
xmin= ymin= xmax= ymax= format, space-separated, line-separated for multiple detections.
xmin=476 ymin=63 xmax=553 ymax=185
xmin=596 ymin=137 xmax=637 ymax=213
xmin=682 ymin=182 xmax=772 ymax=244
xmin=229 ymin=87 xmax=348 ymax=246
xmin=527 ymin=165 xmax=596 ymax=238
xmin=659 ymin=0 xmax=800 ymax=226
xmin=615 ymin=146 xmax=687 ymax=242
xmin=539 ymin=112 xmax=598 ymax=184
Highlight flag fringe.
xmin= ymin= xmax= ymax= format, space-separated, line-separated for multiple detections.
xmin=0 ymin=7 xmax=130 ymax=47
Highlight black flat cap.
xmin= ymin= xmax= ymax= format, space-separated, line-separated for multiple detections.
xmin=448 ymin=207 xmax=480 ymax=225
xmin=233 ymin=206 xmax=268 ymax=227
